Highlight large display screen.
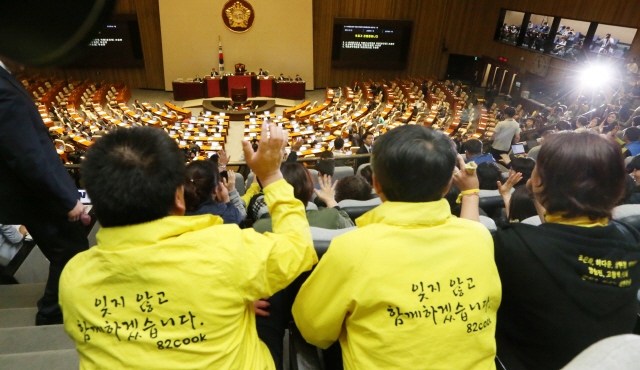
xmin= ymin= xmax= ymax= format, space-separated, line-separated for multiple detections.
xmin=331 ymin=18 xmax=412 ymax=69
xmin=65 ymin=14 xmax=144 ymax=68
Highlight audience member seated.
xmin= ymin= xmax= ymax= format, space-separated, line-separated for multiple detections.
xmin=0 ymin=224 xmax=26 ymax=266
xmin=477 ymin=162 xmax=502 ymax=196
xmin=183 ymin=160 xmax=244 ymax=225
xmin=252 ymin=164 xmax=354 ymax=233
xmin=528 ymin=129 xmax=554 ymax=160
xmin=358 ymin=165 xmax=373 ymax=188
xmin=509 ymin=157 xmax=535 ymax=187
xmin=292 ymin=126 xmax=501 ymax=370
xmin=622 ymin=127 xmax=640 ymax=157
xmin=464 ymin=138 xmax=496 ymax=165
xmin=487 ymin=132 xmax=640 ymax=369
xmin=332 ymin=137 xmax=348 ymax=156
xmin=59 ymin=125 xmax=317 ymax=369
xmin=335 ymin=176 xmax=372 ymax=203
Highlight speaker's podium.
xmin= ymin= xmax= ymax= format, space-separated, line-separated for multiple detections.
xmin=231 ymin=87 xmax=248 ymax=103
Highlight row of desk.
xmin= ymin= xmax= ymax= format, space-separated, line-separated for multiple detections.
xmin=172 ymin=75 xmax=305 ymax=101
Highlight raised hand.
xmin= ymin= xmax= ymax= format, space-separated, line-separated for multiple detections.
xmin=313 ymin=174 xmax=338 ymax=208
xmin=452 ymin=155 xmax=479 ymax=192
xmin=223 ymin=169 xmax=236 ymax=192
xmin=497 ymin=172 xmax=523 ymax=196
xmin=241 ymin=123 xmax=287 ymax=188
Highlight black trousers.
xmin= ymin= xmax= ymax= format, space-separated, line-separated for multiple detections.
xmin=23 ymin=210 xmax=88 ymax=325
xmin=490 ymin=147 xmax=509 ymax=162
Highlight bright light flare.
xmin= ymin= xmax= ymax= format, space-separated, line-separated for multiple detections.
xmin=578 ymin=64 xmax=611 ymax=88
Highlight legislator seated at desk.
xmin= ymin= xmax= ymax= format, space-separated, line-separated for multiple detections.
xmin=257 ymin=68 xmax=268 ymax=77
xmin=295 ymin=74 xmax=303 ymax=82
xmin=210 ymin=68 xmax=220 ymax=77
xmin=277 ymin=73 xmax=288 ymax=81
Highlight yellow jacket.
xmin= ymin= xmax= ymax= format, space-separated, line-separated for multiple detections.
xmin=292 ymin=199 xmax=502 ymax=370
xmin=60 ymin=179 xmax=317 ymax=370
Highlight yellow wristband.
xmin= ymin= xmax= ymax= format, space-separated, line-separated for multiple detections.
xmin=456 ymin=189 xmax=480 ymax=204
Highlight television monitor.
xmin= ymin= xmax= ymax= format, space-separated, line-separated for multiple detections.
xmin=65 ymin=14 xmax=144 ymax=68
xmin=331 ymin=18 xmax=413 ymax=69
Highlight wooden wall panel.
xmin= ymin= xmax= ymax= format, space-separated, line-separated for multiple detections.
xmin=313 ymin=0 xmax=640 ymax=88
xmin=22 ymin=0 xmax=164 ymax=90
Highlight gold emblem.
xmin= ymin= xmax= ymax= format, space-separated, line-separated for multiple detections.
xmin=225 ymin=2 xmax=251 ymax=28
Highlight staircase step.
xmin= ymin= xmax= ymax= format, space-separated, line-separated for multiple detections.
xmin=0 ymin=283 xmax=45 ymax=309
xmin=0 ymin=349 xmax=79 ymax=370
xmin=0 ymin=325 xmax=75 ymax=355
xmin=0 ymin=307 xmax=39 ymax=328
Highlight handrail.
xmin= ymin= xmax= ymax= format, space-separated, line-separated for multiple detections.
xmin=64 ymin=154 xmax=372 ymax=169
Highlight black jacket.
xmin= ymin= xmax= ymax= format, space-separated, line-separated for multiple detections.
xmin=493 ymin=222 xmax=640 ymax=369
xmin=0 ymin=66 xmax=79 ymax=223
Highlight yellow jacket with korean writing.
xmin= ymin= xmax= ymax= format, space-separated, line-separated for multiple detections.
xmin=292 ymin=199 xmax=502 ymax=370
xmin=59 ymin=180 xmax=317 ymax=370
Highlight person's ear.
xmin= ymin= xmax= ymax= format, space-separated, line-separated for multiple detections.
xmin=442 ymin=177 xmax=453 ymax=197
xmin=172 ymin=186 xmax=186 ymax=216
xmin=372 ymin=173 xmax=387 ymax=202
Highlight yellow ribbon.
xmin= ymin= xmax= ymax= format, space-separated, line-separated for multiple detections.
xmin=456 ymin=189 xmax=480 ymax=204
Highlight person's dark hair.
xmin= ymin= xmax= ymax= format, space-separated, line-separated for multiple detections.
xmin=619 ymin=175 xmax=638 ymax=205
xmin=315 ymin=159 xmax=335 ymax=177
xmin=576 ymin=116 xmax=588 ymax=127
xmin=280 ymin=163 xmax=314 ymax=207
xmin=511 ymin=157 xmax=536 ymax=186
xmin=626 ymin=155 xmax=640 ymax=173
xmin=320 ymin=150 xmax=334 ymax=160
xmin=184 ymin=160 xmax=217 ymax=212
xmin=359 ymin=165 xmax=373 ymax=186
xmin=632 ymin=116 xmax=640 ymax=127
xmin=361 ymin=132 xmax=374 ymax=144
xmin=371 ymin=125 xmax=457 ymax=202
xmin=536 ymin=132 xmax=626 ymax=219
xmin=335 ymin=176 xmax=372 ymax=203
xmin=477 ymin=162 xmax=502 ymax=190
xmin=82 ymin=127 xmax=186 ymax=227
xmin=334 ymin=137 xmax=344 ymax=150
xmin=602 ymin=124 xmax=619 ymax=134
xmin=556 ymin=120 xmax=571 ymax=131
xmin=508 ymin=186 xmax=538 ymax=222
xmin=624 ymin=127 xmax=640 ymax=142
xmin=504 ymin=107 xmax=516 ymax=117
xmin=464 ymin=139 xmax=483 ymax=155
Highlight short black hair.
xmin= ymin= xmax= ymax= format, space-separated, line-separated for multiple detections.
xmin=320 ymin=150 xmax=334 ymax=160
xmin=511 ymin=157 xmax=536 ymax=186
xmin=82 ymin=127 xmax=185 ymax=227
xmin=508 ymin=186 xmax=537 ymax=222
xmin=334 ymin=137 xmax=344 ymax=150
xmin=626 ymin=155 xmax=640 ymax=172
xmin=362 ymin=132 xmax=374 ymax=141
xmin=632 ymin=116 xmax=640 ymax=127
xmin=624 ymin=127 xmax=640 ymax=142
xmin=477 ymin=162 xmax=501 ymax=190
xmin=359 ymin=165 xmax=373 ymax=186
xmin=371 ymin=125 xmax=457 ymax=202
xmin=335 ymin=176 xmax=372 ymax=203
xmin=315 ymin=159 xmax=335 ymax=177
xmin=504 ymin=107 xmax=516 ymax=117
xmin=464 ymin=139 xmax=483 ymax=155
xmin=556 ymin=120 xmax=572 ymax=131
xmin=577 ymin=116 xmax=588 ymax=127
